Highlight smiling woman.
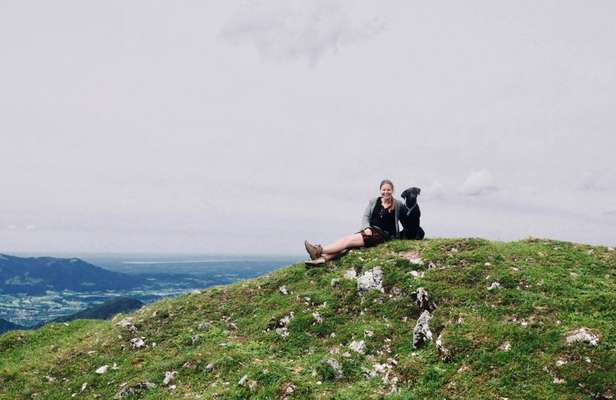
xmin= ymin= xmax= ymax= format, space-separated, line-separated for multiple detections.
xmin=304 ymin=179 xmax=409 ymax=266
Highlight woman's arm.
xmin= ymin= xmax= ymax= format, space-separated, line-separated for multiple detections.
xmin=361 ymin=199 xmax=375 ymax=230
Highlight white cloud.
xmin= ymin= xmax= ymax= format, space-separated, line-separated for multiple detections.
xmin=461 ymin=170 xmax=498 ymax=196
xmin=424 ymin=181 xmax=445 ymax=200
xmin=220 ymin=0 xmax=385 ymax=65
xmin=578 ymin=170 xmax=615 ymax=192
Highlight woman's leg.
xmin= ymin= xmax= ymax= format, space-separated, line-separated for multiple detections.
xmin=321 ymin=233 xmax=365 ymax=255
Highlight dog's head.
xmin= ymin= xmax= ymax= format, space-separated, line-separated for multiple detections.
xmin=401 ymin=187 xmax=421 ymax=208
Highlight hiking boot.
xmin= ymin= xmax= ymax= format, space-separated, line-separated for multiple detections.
xmin=305 ymin=258 xmax=326 ymax=268
xmin=304 ymin=240 xmax=322 ymax=260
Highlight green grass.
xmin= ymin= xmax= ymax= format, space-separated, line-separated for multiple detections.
xmin=0 ymin=238 xmax=614 ymax=399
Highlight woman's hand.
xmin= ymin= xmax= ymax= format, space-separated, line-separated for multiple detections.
xmin=363 ymin=228 xmax=373 ymax=236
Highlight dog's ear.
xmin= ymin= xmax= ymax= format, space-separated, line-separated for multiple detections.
xmin=411 ymin=187 xmax=421 ymax=196
xmin=401 ymin=189 xmax=410 ymax=199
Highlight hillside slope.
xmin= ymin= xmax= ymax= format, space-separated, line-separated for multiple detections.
xmin=0 ymin=239 xmax=614 ymax=399
xmin=48 ymin=297 xmax=145 ymax=324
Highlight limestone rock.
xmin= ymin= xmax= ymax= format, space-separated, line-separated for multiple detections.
xmin=435 ymin=334 xmax=451 ymax=361
xmin=163 ymin=371 xmax=177 ymax=386
xmin=487 ymin=282 xmax=501 ymax=291
xmin=349 ymin=340 xmax=365 ymax=354
xmin=412 ymin=311 xmax=433 ymax=348
xmin=499 ymin=341 xmax=511 ymax=352
xmin=565 ymin=328 xmax=599 ymax=346
xmin=95 ymin=365 xmax=109 ymax=374
xmin=312 ymin=312 xmax=323 ymax=324
xmin=114 ymin=382 xmax=156 ymax=399
xmin=272 ymin=312 xmax=294 ymax=337
xmin=365 ymin=361 xmax=397 ymax=385
xmin=409 ymin=270 xmax=424 ymax=278
xmin=279 ymin=286 xmax=289 ymax=295
xmin=130 ymin=338 xmax=146 ymax=350
xmin=411 ymin=287 xmax=436 ymax=311
xmin=116 ymin=319 xmax=137 ymax=335
xmin=357 ymin=267 xmax=384 ymax=293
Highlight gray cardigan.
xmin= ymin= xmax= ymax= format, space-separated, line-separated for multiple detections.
xmin=360 ymin=197 xmax=409 ymax=239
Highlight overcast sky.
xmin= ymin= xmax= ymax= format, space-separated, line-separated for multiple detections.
xmin=1 ymin=0 xmax=615 ymax=255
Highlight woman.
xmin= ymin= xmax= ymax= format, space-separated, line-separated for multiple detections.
xmin=304 ymin=179 xmax=409 ymax=265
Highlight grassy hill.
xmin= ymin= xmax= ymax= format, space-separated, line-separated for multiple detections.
xmin=0 ymin=238 xmax=614 ymax=399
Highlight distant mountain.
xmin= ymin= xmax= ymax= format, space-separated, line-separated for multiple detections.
xmin=0 ymin=253 xmax=143 ymax=295
xmin=0 ymin=318 xmax=25 ymax=335
xmin=48 ymin=297 xmax=144 ymax=323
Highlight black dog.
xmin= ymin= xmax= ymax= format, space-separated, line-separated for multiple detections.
xmin=400 ymin=187 xmax=425 ymax=240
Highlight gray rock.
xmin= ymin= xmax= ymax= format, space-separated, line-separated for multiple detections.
xmin=114 ymin=382 xmax=156 ymax=399
xmin=412 ymin=310 xmax=433 ymax=348
xmin=312 ymin=312 xmax=323 ymax=324
xmin=130 ymin=337 xmax=145 ymax=349
xmin=411 ymin=287 xmax=436 ymax=311
xmin=435 ymin=334 xmax=451 ymax=361
xmin=357 ymin=267 xmax=384 ymax=292
xmin=499 ymin=341 xmax=511 ymax=352
xmin=409 ymin=270 xmax=424 ymax=278
xmin=349 ymin=340 xmax=365 ymax=354
xmin=163 ymin=371 xmax=177 ymax=386
xmin=275 ymin=327 xmax=289 ymax=337
xmin=95 ymin=365 xmax=109 ymax=374
xmin=116 ymin=318 xmax=137 ymax=335
xmin=273 ymin=312 xmax=294 ymax=337
xmin=565 ymin=328 xmax=599 ymax=346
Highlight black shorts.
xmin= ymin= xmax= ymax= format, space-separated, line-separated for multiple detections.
xmin=357 ymin=226 xmax=390 ymax=247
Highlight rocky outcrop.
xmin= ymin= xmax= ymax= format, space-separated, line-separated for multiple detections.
xmin=356 ymin=267 xmax=384 ymax=293
xmin=412 ymin=310 xmax=433 ymax=348
xmin=565 ymin=328 xmax=600 ymax=346
xmin=268 ymin=312 xmax=294 ymax=337
xmin=114 ymin=382 xmax=156 ymax=399
xmin=411 ymin=287 xmax=436 ymax=311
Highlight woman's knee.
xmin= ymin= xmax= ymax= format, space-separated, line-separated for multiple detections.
xmin=349 ymin=233 xmax=364 ymax=247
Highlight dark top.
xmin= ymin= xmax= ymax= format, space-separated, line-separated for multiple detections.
xmin=369 ymin=197 xmax=396 ymax=238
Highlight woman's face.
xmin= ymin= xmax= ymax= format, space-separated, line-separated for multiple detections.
xmin=380 ymin=183 xmax=393 ymax=199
